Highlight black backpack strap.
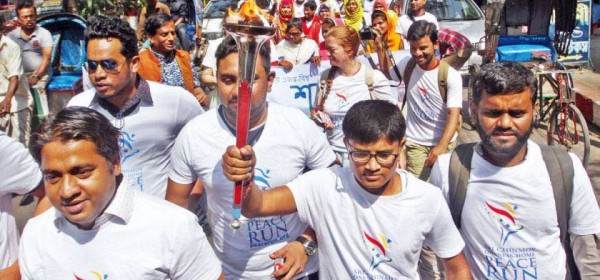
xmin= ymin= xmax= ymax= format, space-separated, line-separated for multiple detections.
xmin=540 ymin=145 xmax=579 ymax=279
xmin=448 ymin=142 xmax=477 ymax=229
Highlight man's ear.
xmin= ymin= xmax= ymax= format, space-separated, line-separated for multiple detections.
xmin=130 ymin=55 xmax=140 ymax=73
xmin=267 ymin=71 xmax=276 ymax=92
xmin=469 ymin=100 xmax=477 ymax=126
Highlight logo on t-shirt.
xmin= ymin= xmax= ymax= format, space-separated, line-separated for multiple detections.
xmin=417 ymin=85 xmax=430 ymax=101
xmin=247 ymin=167 xmax=290 ymax=248
xmin=485 ymin=201 xmax=525 ymax=245
xmin=74 ymin=271 xmax=109 ymax=280
xmin=483 ymin=201 xmax=537 ymax=279
xmin=363 ymin=231 xmax=393 ymax=270
xmin=119 ymin=131 xmax=140 ymax=164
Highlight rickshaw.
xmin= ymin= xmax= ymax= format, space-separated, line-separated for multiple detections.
xmin=470 ymin=0 xmax=591 ymax=167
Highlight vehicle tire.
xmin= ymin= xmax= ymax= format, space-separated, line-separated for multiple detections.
xmin=547 ymin=102 xmax=590 ymax=168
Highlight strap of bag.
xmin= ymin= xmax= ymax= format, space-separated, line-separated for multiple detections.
xmin=364 ymin=65 xmax=375 ymax=100
xmin=401 ymin=57 xmax=416 ymax=110
xmin=316 ymin=68 xmax=333 ymax=112
xmin=438 ymin=59 xmax=449 ymax=103
xmin=448 ymin=142 xmax=477 ymax=229
xmin=540 ymin=145 xmax=579 ymax=279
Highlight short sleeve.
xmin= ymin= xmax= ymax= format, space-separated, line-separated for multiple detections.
xmin=175 ymin=88 xmax=204 ymax=130
xmin=445 ymin=67 xmax=463 ymax=109
xmin=168 ymin=123 xmax=198 ymax=185
xmin=4 ymin=42 xmax=24 ymax=78
xmin=372 ymin=69 xmax=398 ymax=104
xmin=424 ymin=190 xmax=465 ymax=258
xmin=429 ymin=153 xmax=452 ymax=202
xmin=287 ymin=169 xmax=332 ymax=228
xmin=0 ymin=133 xmax=41 ymax=195
xmin=299 ymin=115 xmax=336 ymax=169
xmin=39 ymin=28 xmax=54 ymax=48
xmin=169 ymin=214 xmax=222 ymax=279
xmin=568 ymin=153 xmax=600 ymax=235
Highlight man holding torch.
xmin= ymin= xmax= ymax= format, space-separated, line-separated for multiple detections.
xmin=166 ymin=35 xmax=336 ymax=279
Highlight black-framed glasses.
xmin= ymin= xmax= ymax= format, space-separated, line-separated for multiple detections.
xmin=86 ymin=60 xmax=121 ymax=74
xmin=349 ymin=150 xmax=399 ymax=165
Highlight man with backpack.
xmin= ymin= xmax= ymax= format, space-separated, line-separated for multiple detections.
xmin=430 ymin=62 xmax=600 ymax=279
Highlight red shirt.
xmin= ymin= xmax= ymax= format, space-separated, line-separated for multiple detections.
xmin=302 ymin=16 xmax=321 ymax=43
xmin=438 ymin=28 xmax=472 ymax=57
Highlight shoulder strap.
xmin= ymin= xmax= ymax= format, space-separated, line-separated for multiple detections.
xmin=364 ymin=66 xmax=375 ymax=100
xmin=539 ymin=145 xmax=579 ymax=279
xmin=448 ymin=142 xmax=477 ymax=229
xmin=401 ymin=57 xmax=416 ymax=110
xmin=438 ymin=59 xmax=449 ymax=103
xmin=316 ymin=68 xmax=332 ymax=111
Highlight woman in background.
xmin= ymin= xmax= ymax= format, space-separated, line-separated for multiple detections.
xmin=276 ymin=18 xmax=320 ymax=70
xmin=274 ymin=0 xmax=295 ymax=43
xmin=342 ymin=0 xmax=364 ymax=31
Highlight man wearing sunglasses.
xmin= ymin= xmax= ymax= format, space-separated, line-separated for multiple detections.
xmin=67 ymin=16 xmax=203 ymax=199
xmin=138 ymin=12 xmax=208 ymax=107
xmin=221 ymin=100 xmax=472 ymax=279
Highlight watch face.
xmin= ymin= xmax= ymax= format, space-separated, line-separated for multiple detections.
xmin=305 ymin=242 xmax=318 ymax=255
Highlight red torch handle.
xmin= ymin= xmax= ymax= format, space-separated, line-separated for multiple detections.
xmin=233 ymin=80 xmax=252 ymax=206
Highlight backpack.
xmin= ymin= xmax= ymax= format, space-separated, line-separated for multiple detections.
xmin=400 ymin=57 xmax=449 ymax=110
xmin=447 ymin=143 xmax=581 ymax=280
xmin=314 ymin=66 xmax=375 ymax=112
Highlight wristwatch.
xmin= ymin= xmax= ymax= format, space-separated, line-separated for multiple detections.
xmin=295 ymin=236 xmax=318 ymax=256
xmin=31 ymin=74 xmax=40 ymax=79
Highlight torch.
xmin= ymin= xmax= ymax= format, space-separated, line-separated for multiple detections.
xmin=224 ymin=0 xmax=275 ymax=229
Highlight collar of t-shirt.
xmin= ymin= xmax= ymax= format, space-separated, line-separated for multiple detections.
xmin=95 ymin=77 xmax=153 ymax=118
xmin=53 ymin=175 xmax=135 ymax=231
xmin=473 ymin=141 xmax=530 ymax=165
xmin=17 ymin=26 xmax=39 ymax=41
xmin=218 ymin=105 xmax=266 ymax=146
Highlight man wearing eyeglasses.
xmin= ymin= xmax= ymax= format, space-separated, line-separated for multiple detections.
xmin=67 ymin=16 xmax=203 ymax=199
xmin=221 ymin=100 xmax=472 ymax=279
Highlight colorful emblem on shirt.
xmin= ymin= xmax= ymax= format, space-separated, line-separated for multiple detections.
xmin=74 ymin=271 xmax=109 ymax=280
xmin=417 ymin=85 xmax=430 ymax=100
xmin=247 ymin=167 xmax=290 ymax=248
xmin=486 ymin=201 xmax=525 ymax=245
xmin=119 ymin=131 xmax=140 ymax=164
xmin=363 ymin=231 xmax=393 ymax=271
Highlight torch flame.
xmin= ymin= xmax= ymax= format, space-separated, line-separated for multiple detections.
xmin=227 ymin=0 xmax=273 ymax=25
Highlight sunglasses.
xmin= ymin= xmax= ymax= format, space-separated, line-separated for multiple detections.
xmin=86 ymin=60 xmax=122 ymax=74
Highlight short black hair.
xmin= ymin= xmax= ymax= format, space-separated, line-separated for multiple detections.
xmin=215 ymin=35 xmax=271 ymax=73
xmin=371 ymin=10 xmax=387 ymax=22
xmin=145 ymin=12 xmax=173 ymax=36
xmin=30 ymin=107 xmax=121 ymax=166
xmin=407 ymin=20 xmax=438 ymax=43
xmin=343 ymin=100 xmax=406 ymax=143
xmin=286 ymin=18 xmax=303 ymax=33
xmin=16 ymin=0 xmax=35 ymax=17
xmin=85 ymin=16 xmax=138 ymax=60
xmin=472 ymin=62 xmax=538 ymax=105
xmin=304 ymin=1 xmax=317 ymax=10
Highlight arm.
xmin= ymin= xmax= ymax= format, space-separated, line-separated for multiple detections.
xmin=424 ymin=107 xmax=460 ymax=168
xmin=0 ymin=76 xmax=18 ymax=114
xmin=29 ymin=47 xmax=52 ymax=86
xmin=571 ymin=233 xmax=600 ymax=277
xmin=166 ymin=179 xmax=194 ymax=209
xmin=440 ymin=253 xmax=472 ymax=280
xmin=200 ymin=67 xmax=217 ymax=86
xmin=221 ymin=145 xmax=298 ymax=217
xmin=136 ymin=8 xmax=148 ymax=41
xmin=0 ymin=261 xmax=19 ymax=280
xmin=271 ymin=227 xmax=317 ymax=280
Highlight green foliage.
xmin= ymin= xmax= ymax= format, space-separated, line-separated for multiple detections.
xmin=77 ymin=0 xmax=143 ymax=18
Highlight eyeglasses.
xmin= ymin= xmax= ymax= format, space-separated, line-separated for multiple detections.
xmin=86 ymin=60 xmax=122 ymax=74
xmin=349 ymin=150 xmax=399 ymax=165
xmin=288 ymin=32 xmax=302 ymax=38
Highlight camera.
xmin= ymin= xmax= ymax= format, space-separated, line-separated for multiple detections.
xmin=359 ymin=27 xmax=376 ymax=40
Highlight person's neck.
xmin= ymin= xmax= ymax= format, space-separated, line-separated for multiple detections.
xmin=107 ymin=79 xmax=138 ymax=109
xmin=419 ymin=57 xmax=439 ymax=71
xmin=339 ymin=60 xmax=361 ymax=76
xmin=305 ymin=15 xmax=314 ymax=21
xmin=150 ymin=46 xmax=173 ymax=57
xmin=21 ymin=26 xmax=34 ymax=36
xmin=481 ymin=144 xmax=528 ymax=168
xmin=358 ymin=172 xmax=402 ymax=196
xmin=223 ymin=106 xmax=269 ymax=131
xmin=413 ymin=9 xmax=425 ymax=16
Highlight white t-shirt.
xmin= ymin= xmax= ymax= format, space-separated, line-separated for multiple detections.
xmin=0 ymin=132 xmax=41 ymax=270
xmin=395 ymin=56 xmax=462 ymax=146
xmin=322 ymin=63 xmax=397 ymax=152
xmin=0 ymin=35 xmax=31 ymax=113
xmin=276 ymin=38 xmax=319 ymax=65
xmin=294 ymin=1 xmax=305 ymax=18
xmin=430 ymin=141 xmax=600 ymax=279
xmin=19 ymin=182 xmax=222 ymax=279
xmin=288 ymin=167 xmax=465 ymax=279
xmin=68 ymin=81 xmax=203 ymax=198
xmin=395 ymin=12 xmax=439 ymax=37
xmin=169 ymin=103 xmax=336 ymax=279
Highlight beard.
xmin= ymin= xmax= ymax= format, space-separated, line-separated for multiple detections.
xmin=476 ymin=122 xmax=532 ymax=156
